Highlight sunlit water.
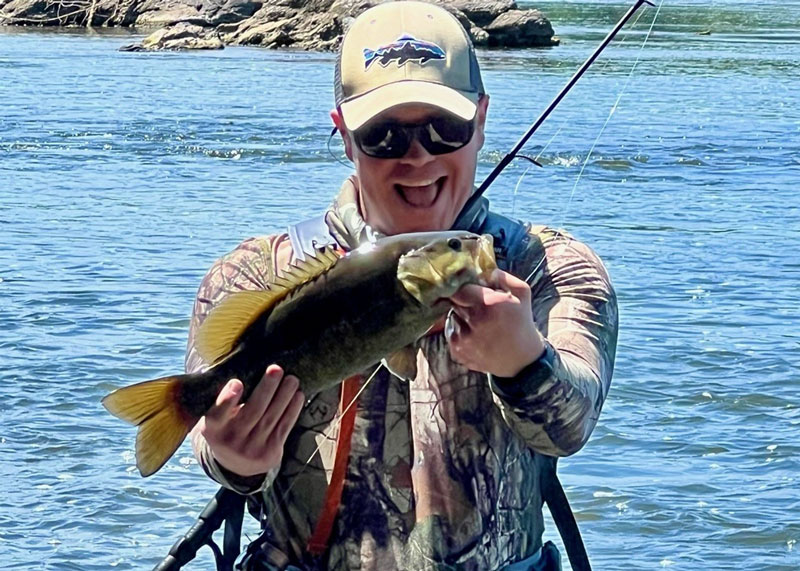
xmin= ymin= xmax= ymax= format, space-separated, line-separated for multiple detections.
xmin=1 ymin=1 xmax=799 ymax=568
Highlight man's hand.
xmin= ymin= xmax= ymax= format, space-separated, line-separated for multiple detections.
xmin=197 ymin=365 xmax=305 ymax=478
xmin=446 ymin=269 xmax=545 ymax=378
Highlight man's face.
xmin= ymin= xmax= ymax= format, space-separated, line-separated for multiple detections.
xmin=333 ymin=97 xmax=488 ymax=235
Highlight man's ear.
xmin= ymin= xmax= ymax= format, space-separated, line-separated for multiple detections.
xmin=330 ymin=108 xmax=354 ymax=161
xmin=474 ymin=95 xmax=489 ymax=150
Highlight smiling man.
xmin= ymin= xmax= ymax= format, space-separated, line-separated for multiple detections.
xmin=333 ymin=99 xmax=486 ymax=234
xmin=186 ymin=2 xmax=618 ymax=570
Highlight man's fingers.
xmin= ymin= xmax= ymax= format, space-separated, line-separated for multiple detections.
xmin=491 ymin=269 xmax=531 ymax=301
xmin=251 ymin=375 xmax=300 ymax=440
xmin=206 ymin=379 xmax=243 ymax=424
xmin=263 ymin=390 xmax=305 ymax=450
xmin=450 ymin=271 xmax=530 ymax=311
xmin=449 ymin=283 xmax=488 ymax=307
xmin=237 ymin=365 xmax=284 ymax=431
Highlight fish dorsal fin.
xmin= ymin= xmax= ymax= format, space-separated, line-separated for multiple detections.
xmin=195 ymin=246 xmax=342 ymax=364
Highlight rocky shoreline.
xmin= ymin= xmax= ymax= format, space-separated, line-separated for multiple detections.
xmin=0 ymin=0 xmax=559 ymax=51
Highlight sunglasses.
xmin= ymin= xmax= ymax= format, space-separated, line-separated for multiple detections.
xmin=353 ymin=114 xmax=476 ymax=159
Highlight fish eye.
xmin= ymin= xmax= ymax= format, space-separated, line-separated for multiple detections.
xmin=447 ymin=238 xmax=462 ymax=251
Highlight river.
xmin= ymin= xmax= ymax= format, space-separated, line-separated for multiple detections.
xmin=1 ymin=0 xmax=799 ymax=568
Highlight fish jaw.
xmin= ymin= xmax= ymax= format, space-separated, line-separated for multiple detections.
xmin=397 ymin=233 xmax=497 ymax=306
xmin=475 ymin=233 xmax=498 ymax=283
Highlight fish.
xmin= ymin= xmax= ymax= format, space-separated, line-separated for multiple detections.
xmin=363 ymin=34 xmax=446 ymax=69
xmin=102 ymin=231 xmax=497 ymax=477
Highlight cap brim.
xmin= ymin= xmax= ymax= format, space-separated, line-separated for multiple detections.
xmin=339 ymin=80 xmax=480 ymax=131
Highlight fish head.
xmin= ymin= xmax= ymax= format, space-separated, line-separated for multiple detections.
xmin=397 ymin=232 xmax=497 ymax=307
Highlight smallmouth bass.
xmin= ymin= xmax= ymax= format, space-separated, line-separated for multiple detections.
xmin=102 ymin=232 xmax=497 ymax=477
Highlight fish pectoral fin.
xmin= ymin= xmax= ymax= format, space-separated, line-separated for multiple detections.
xmin=382 ymin=345 xmax=418 ymax=381
xmin=102 ymin=375 xmax=197 ymax=477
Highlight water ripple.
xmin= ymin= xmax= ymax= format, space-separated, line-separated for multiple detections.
xmin=2 ymin=2 xmax=800 ymax=569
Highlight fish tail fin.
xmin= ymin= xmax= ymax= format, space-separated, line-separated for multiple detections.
xmin=102 ymin=374 xmax=198 ymax=477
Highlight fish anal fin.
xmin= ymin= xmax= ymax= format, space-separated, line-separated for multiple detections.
xmin=382 ymin=345 xmax=418 ymax=381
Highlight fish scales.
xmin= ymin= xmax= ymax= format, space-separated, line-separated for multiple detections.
xmin=184 ymin=237 xmax=436 ymax=415
xmin=102 ymin=231 xmax=497 ymax=476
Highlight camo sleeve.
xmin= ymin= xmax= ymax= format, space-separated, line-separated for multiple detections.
xmin=185 ymin=234 xmax=287 ymax=494
xmin=489 ymin=228 xmax=619 ymax=457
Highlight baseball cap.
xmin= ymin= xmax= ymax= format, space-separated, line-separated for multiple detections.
xmin=334 ymin=1 xmax=485 ymax=131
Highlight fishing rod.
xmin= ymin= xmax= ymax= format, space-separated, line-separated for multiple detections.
xmin=454 ymin=0 xmax=655 ymax=228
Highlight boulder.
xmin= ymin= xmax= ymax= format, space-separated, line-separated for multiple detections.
xmin=119 ymin=22 xmax=224 ymax=50
xmin=485 ymin=8 xmax=558 ymax=47
xmin=200 ymin=0 xmax=262 ymax=26
xmin=225 ymin=0 xmax=342 ymax=50
xmin=0 ymin=0 xmax=89 ymax=25
xmin=443 ymin=0 xmax=515 ymax=28
xmin=327 ymin=0 xmax=375 ymax=18
xmin=133 ymin=0 xmax=206 ymax=26
xmin=227 ymin=17 xmax=296 ymax=48
xmin=0 ymin=0 xmax=559 ymax=52
xmin=288 ymin=10 xmax=340 ymax=50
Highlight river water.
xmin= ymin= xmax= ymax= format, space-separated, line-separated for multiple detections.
xmin=1 ymin=0 xmax=799 ymax=569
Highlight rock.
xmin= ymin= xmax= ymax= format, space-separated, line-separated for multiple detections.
xmin=325 ymin=0 xmax=491 ymax=47
xmin=133 ymin=0 xmax=207 ymax=26
xmin=90 ymin=0 xmax=141 ymax=27
xmin=327 ymin=0 xmax=376 ymax=19
xmin=444 ymin=0 xmax=515 ymax=28
xmin=228 ymin=17 xmax=296 ymax=47
xmin=2 ymin=0 xmax=559 ymax=52
xmin=225 ymin=0 xmax=343 ymax=50
xmin=485 ymin=8 xmax=559 ymax=47
xmin=120 ymin=22 xmax=224 ymax=51
xmin=200 ymin=0 xmax=262 ymax=26
xmin=0 ymin=0 xmax=88 ymax=25
xmin=432 ymin=3 xmax=484 ymax=45
xmin=288 ymin=10 xmax=340 ymax=50
xmin=470 ymin=25 xmax=489 ymax=46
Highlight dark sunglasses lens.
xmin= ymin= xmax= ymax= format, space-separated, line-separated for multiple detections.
xmin=355 ymin=122 xmax=410 ymax=158
xmin=421 ymin=116 xmax=475 ymax=155
xmin=355 ymin=115 xmax=475 ymax=158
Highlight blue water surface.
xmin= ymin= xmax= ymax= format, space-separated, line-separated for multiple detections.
xmin=1 ymin=1 xmax=799 ymax=568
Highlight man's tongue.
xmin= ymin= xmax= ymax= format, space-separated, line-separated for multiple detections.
xmin=397 ymin=180 xmax=440 ymax=207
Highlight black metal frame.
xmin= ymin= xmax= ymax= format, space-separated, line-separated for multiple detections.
xmin=153 ymin=487 xmax=246 ymax=571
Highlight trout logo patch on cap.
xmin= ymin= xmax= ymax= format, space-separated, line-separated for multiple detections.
xmin=362 ymin=34 xmax=446 ymax=69
xmin=336 ymin=2 xmax=484 ymax=131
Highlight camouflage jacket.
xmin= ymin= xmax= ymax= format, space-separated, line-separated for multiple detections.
xmin=186 ymin=177 xmax=618 ymax=570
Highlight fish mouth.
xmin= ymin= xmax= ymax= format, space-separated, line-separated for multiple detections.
xmin=395 ymin=176 xmax=445 ymax=208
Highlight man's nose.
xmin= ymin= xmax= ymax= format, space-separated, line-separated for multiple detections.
xmin=400 ymin=137 xmax=435 ymax=167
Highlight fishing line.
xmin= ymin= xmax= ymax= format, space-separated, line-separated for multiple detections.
xmin=526 ymin=0 xmax=664 ymax=284
xmin=271 ymin=363 xmax=383 ymax=510
xmin=561 ymin=0 xmax=664 ymax=222
xmin=511 ymin=165 xmax=532 ymax=218
xmin=265 ymin=0 xmax=665 ymax=535
xmin=511 ymin=5 xmax=650 ymax=220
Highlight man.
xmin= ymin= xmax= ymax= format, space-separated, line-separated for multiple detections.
xmin=186 ymin=2 xmax=618 ymax=569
